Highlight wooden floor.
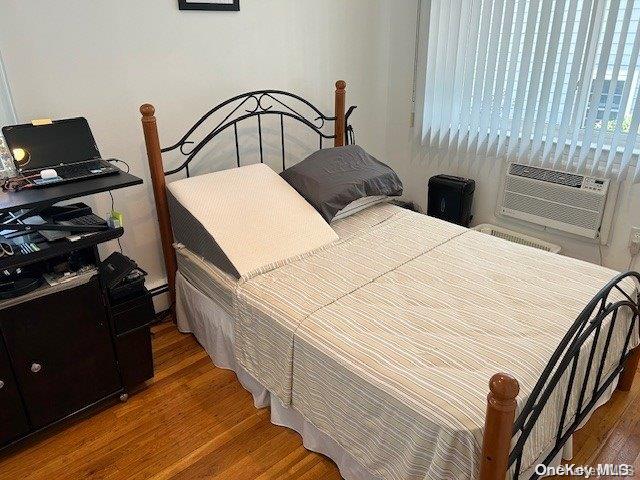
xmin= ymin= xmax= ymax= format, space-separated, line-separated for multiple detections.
xmin=1 ymin=321 xmax=639 ymax=480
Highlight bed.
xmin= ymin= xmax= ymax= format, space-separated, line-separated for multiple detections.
xmin=139 ymin=81 xmax=640 ymax=480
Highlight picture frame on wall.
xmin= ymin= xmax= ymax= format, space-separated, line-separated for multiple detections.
xmin=178 ymin=0 xmax=240 ymax=11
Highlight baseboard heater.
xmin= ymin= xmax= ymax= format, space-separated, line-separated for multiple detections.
xmin=498 ymin=163 xmax=609 ymax=240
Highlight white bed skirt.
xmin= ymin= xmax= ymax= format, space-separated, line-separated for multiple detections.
xmin=175 ymin=272 xmax=620 ymax=480
xmin=175 ymin=272 xmax=382 ymax=480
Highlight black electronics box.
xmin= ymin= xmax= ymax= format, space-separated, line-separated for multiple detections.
xmin=427 ymin=175 xmax=475 ymax=227
xmin=99 ymin=252 xmax=147 ymax=302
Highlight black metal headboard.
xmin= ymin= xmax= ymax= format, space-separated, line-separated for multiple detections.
xmin=159 ymin=89 xmax=357 ymax=178
xmin=140 ymin=80 xmax=355 ymax=302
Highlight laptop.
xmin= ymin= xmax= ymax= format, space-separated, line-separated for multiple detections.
xmin=2 ymin=117 xmax=119 ymax=186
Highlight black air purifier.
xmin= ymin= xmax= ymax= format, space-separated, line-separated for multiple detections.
xmin=427 ymin=175 xmax=475 ymax=227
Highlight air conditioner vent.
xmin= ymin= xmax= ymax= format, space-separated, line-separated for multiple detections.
xmin=509 ymin=164 xmax=584 ymax=188
xmin=473 ymin=224 xmax=561 ymax=253
xmin=505 ymin=176 xmax=606 ymax=212
xmin=504 ymin=192 xmax=601 ymax=230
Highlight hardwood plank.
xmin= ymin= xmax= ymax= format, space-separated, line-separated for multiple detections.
xmin=548 ymin=363 xmax=640 ymax=480
xmin=1 ymin=322 xmax=638 ymax=480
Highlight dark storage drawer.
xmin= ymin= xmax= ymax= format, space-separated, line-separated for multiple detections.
xmin=115 ymin=326 xmax=154 ymax=389
xmin=0 ymin=276 xmax=121 ymax=429
xmin=0 ymin=336 xmax=30 ymax=445
xmin=112 ymin=291 xmax=154 ymax=335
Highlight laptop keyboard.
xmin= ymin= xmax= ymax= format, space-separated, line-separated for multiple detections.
xmin=54 ymin=160 xmax=112 ymax=179
xmin=60 ymin=213 xmax=108 ymax=227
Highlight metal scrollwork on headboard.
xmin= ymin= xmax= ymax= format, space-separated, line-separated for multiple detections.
xmin=160 ymin=89 xmax=357 ymax=177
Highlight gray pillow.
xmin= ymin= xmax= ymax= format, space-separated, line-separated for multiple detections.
xmin=280 ymin=145 xmax=403 ymax=222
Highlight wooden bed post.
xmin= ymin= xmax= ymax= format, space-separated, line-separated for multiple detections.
xmin=617 ymin=346 xmax=640 ymax=391
xmin=479 ymin=373 xmax=520 ymax=480
xmin=334 ymin=80 xmax=346 ymax=147
xmin=140 ymin=104 xmax=177 ymax=308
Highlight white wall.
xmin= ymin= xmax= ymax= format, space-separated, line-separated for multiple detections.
xmin=383 ymin=1 xmax=418 ymax=185
xmin=0 ymin=0 xmax=397 ymax=307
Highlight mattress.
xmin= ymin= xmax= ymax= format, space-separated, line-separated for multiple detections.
xmin=174 ymin=201 xmax=403 ymax=314
xmin=292 ymin=231 xmax=638 ymax=479
xmin=176 ymin=246 xmax=238 ymax=316
xmin=176 ymin=271 xmax=620 ymax=480
xmin=234 ymin=207 xmax=467 ymax=404
xmin=174 ymin=202 xmax=639 ymax=479
xmin=177 ymin=202 xmax=455 ymax=403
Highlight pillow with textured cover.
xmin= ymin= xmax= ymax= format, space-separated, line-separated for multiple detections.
xmin=167 ymin=163 xmax=339 ymax=279
xmin=280 ymin=145 xmax=403 ymax=223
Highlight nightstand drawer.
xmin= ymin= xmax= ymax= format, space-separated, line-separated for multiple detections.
xmin=115 ymin=326 xmax=153 ymax=389
xmin=112 ymin=292 xmax=154 ymax=335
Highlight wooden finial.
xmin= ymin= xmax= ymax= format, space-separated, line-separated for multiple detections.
xmin=334 ymin=80 xmax=346 ymax=147
xmin=140 ymin=103 xmax=155 ymax=117
xmin=489 ymin=373 xmax=520 ymax=401
xmin=479 ymin=373 xmax=519 ymax=480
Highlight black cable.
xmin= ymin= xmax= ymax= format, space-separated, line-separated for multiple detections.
xmin=108 ymin=190 xmax=123 ymax=254
xmin=107 ymin=159 xmax=130 ymax=173
xmin=154 ymin=305 xmax=174 ymax=324
xmin=106 ymin=159 xmax=128 ymax=253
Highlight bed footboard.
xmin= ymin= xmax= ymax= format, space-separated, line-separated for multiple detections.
xmin=480 ymin=272 xmax=640 ymax=480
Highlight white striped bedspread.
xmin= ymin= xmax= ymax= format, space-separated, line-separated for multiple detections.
xmin=229 ymin=204 xmax=638 ymax=480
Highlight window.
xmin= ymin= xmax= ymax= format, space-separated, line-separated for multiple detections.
xmin=586 ymin=79 xmax=625 ymax=127
xmin=0 ymin=49 xmax=16 ymax=128
xmin=421 ymin=0 xmax=640 ymax=183
xmin=0 ymin=49 xmax=17 ymax=176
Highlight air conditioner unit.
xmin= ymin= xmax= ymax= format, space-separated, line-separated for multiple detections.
xmin=498 ymin=163 xmax=610 ymax=239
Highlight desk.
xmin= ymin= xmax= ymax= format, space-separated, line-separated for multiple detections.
xmin=0 ymin=171 xmax=142 ymax=215
xmin=0 ymin=169 xmax=143 ymax=270
xmin=0 ymin=169 xmax=154 ymax=450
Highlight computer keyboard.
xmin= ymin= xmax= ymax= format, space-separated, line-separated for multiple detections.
xmin=55 ymin=160 xmax=113 ymax=180
xmin=60 ymin=214 xmax=108 ymax=228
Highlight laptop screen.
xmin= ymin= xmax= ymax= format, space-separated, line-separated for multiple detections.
xmin=2 ymin=117 xmax=100 ymax=172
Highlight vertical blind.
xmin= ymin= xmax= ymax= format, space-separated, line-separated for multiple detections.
xmin=421 ymin=0 xmax=640 ymax=183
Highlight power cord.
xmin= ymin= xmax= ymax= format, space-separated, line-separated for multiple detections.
xmin=1 ymin=174 xmax=39 ymax=192
xmin=108 ymin=190 xmax=123 ymax=254
xmin=598 ymin=244 xmax=604 ymax=266
xmin=107 ymin=159 xmax=130 ymax=173
xmin=106 ymin=159 xmax=128 ymax=253
xmin=154 ymin=306 xmax=174 ymax=324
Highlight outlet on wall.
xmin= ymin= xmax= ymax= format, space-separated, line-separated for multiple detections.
xmin=630 ymin=227 xmax=640 ymax=255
